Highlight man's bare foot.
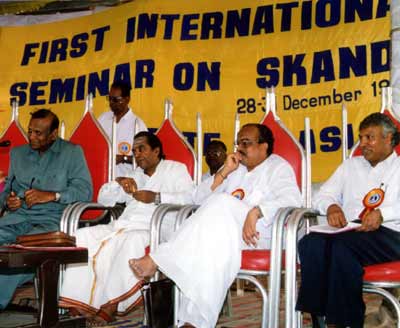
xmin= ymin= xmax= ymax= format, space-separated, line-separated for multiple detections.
xmin=129 ymin=255 xmax=157 ymax=279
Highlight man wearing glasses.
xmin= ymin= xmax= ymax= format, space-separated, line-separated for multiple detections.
xmin=0 ymin=108 xmax=92 ymax=310
xmin=202 ymin=140 xmax=227 ymax=181
xmin=130 ymin=123 xmax=302 ymax=328
xmin=98 ymin=80 xmax=147 ymax=177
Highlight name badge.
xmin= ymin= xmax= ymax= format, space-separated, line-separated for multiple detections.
xmin=359 ymin=188 xmax=385 ymax=220
xmin=118 ymin=142 xmax=131 ymax=155
xmin=231 ymin=188 xmax=245 ymax=200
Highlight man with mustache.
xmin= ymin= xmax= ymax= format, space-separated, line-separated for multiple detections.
xmin=295 ymin=113 xmax=400 ymax=328
xmin=60 ymin=131 xmax=193 ymax=325
xmin=130 ymin=123 xmax=302 ymax=328
xmin=0 ymin=108 xmax=92 ymax=310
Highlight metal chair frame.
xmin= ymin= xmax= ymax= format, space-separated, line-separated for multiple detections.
xmin=284 ymin=208 xmax=400 ymax=328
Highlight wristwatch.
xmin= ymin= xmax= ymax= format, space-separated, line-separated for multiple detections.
xmin=55 ymin=192 xmax=61 ymax=202
xmin=154 ymin=192 xmax=161 ymax=205
xmin=254 ymin=205 xmax=263 ymax=218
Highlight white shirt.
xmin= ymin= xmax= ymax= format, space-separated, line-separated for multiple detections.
xmin=98 ymin=159 xmax=194 ymax=210
xmin=98 ymin=108 xmax=147 ymax=177
xmin=193 ymin=154 xmax=303 ymax=227
xmin=313 ymin=151 xmax=400 ymax=231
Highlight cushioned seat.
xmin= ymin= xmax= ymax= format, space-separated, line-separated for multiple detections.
xmin=363 ymin=261 xmax=400 ymax=282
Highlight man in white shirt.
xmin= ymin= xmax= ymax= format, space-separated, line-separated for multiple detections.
xmin=295 ymin=113 xmax=400 ymax=328
xmin=130 ymin=123 xmax=302 ymax=328
xmin=98 ymin=80 xmax=147 ymax=177
xmin=60 ymin=132 xmax=193 ymax=325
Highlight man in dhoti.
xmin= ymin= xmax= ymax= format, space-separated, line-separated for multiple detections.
xmin=130 ymin=123 xmax=302 ymax=328
xmin=295 ymin=113 xmax=400 ymax=328
xmin=60 ymin=131 xmax=194 ymax=325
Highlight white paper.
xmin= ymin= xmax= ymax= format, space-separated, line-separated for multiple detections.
xmin=309 ymin=222 xmax=361 ymax=234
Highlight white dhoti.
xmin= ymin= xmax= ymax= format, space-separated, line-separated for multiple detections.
xmin=150 ymin=193 xmax=272 ymax=328
xmin=60 ymin=209 xmax=178 ymax=314
xmin=60 ymin=223 xmax=148 ymax=314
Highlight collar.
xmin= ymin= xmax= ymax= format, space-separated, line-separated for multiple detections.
xmin=119 ymin=108 xmax=134 ymax=123
xmin=361 ymin=151 xmax=397 ymax=169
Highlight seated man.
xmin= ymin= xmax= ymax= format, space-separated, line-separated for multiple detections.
xmin=130 ymin=123 xmax=302 ymax=328
xmin=295 ymin=113 xmax=400 ymax=328
xmin=98 ymin=80 xmax=147 ymax=177
xmin=60 ymin=131 xmax=194 ymax=324
xmin=0 ymin=109 xmax=92 ymax=310
xmin=202 ymin=140 xmax=227 ymax=181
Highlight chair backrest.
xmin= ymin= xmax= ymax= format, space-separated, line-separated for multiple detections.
xmin=260 ymin=111 xmax=305 ymax=192
xmin=0 ymin=115 xmax=28 ymax=176
xmin=69 ymin=110 xmax=112 ymax=203
xmin=155 ymin=102 xmax=196 ymax=179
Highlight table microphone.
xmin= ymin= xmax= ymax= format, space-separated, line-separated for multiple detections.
xmin=0 ymin=140 xmax=11 ymax=147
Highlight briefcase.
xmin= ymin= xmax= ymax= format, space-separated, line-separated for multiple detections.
xmin=141 ymin=278 xmax=174 ymax=328
xmin=16 ymin=231 xmax=76 ymax=247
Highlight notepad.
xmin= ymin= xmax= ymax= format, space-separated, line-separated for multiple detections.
xmin=309 ymin=221 xmax=361 ymax=234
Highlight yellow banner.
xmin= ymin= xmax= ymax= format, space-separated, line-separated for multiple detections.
xmin=0 ymin=0 xmax=391 ymax=182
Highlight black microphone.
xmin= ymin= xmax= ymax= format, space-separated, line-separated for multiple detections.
xmin=0 ymin=140 xmax=11 ymax=147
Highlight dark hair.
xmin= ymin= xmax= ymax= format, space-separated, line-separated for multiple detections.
xmin=359 ymin=112 xmax=400 ymax=147
xmin=30 ymin=109 xmax=59 ymax=133
xmin=111 ymin=80 xmax=131 ymax=97
xmin=134 ymin=131 xmax=165 ymax=160
xmin=206 ymin=140 xmax=227 ymax=153
xmin=242 ymin=123 xmax=274 ymax=156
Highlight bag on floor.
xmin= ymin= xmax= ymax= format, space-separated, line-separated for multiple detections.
xmin=141 ymin=278 xmax=174 ymax=328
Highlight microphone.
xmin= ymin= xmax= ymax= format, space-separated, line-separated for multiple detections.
xmin=0 ymin=140 xmax=11 ymax=147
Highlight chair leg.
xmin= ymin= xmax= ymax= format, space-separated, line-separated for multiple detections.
xmin=363 ymin=286 xmax=400 ymax=328
xmin=236 ymin=278 xmax=245 ymax=296
xmin=220 ymin=290 xmax=233 ymax=317
xmin=237 ymin=274 xmax=268 ymax=328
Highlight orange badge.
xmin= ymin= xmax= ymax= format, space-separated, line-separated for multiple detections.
xmin=118 ymin=142 xmax=131 ymax=155
xmin=231 ymin=188 xmax=245 ymax=200
xmin=359 ymin=188 xmax=385 ymax=220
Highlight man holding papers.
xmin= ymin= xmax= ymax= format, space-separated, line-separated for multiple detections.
xmin=296 ymin=113 xmax=400 ymax=328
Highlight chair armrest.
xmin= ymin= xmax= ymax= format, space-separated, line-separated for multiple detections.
xmin=149 ymin=204 xmax=187 ymax=252
xmin=61 ymin=201 xmax=125 ymax=235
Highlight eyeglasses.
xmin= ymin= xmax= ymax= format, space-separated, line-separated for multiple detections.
xmin=235 ymin=139 xmax=260 ymax=148
xmin=106 ymin=95 xmax=125 ymax=103
xmin=205 ymin=150 xmax=224 ymax=157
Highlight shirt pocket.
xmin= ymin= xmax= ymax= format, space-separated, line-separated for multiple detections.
xmin=38 ymin=169 xmax=68 ymax=191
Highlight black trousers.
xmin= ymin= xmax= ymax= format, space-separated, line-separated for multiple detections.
xmin=296 ymin=226 xmax=400 ymax=327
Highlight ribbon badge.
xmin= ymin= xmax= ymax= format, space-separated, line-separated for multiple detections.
xmin=231 ymin=188 xmax=245 ymax=200
xmin=118 ymin=142 xmax=131 ymax=155
xmin=359 ymin=188 xmax=385 ymax=220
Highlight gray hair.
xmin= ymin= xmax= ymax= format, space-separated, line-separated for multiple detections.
xmin=359 ymin=112 xmax=400 ymax=147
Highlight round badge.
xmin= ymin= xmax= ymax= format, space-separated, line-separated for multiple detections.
xmin=362 ymin=188 xmax=385 ymax=209
xmin=118 ymin=142 xmax=131 ymax=155
xmin=231 ymin=188 xmax=245 ymax=200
